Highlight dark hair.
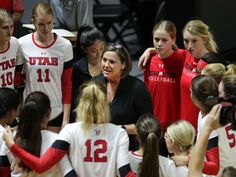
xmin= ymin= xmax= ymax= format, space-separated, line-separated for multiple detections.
xmin=222 ymin=167 xmax=236 ymax=177
xmin=75 ymin=25 xmax=105 ymax=58
xmin=103 ymin=43 xmax=132 ymax=78
xmin=136 ymin=113 xmax=161 ymax=177
xmin=15 ymin=91 xmax=51 ymax=171
xmin=191 ymin=75 xmax=219 ymax=113
xmin=201 ymin=52 xmax=228 ymax=65
xmin=0 ymin=88 xmax=21 ymax=120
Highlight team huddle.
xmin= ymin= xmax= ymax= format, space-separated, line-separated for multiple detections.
xmin=0 ymin=1 xmax=236 ymax=177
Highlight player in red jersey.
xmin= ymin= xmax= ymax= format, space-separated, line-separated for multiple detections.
xmin=3 ymin=81 xmax=137 ymax=177
xmin=143 ymin=20 xmax=185 ymax=156
xmin=138 ymin=19 xmax=218 ymax=130
xmin=18 ymin=3 xmax=73 ymax=132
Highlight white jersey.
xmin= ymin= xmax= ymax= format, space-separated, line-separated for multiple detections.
xmin=0 ymin=130 xmax=73 ymax=177
xmin=176 ymin=165 xmax=215 ymax=177
xmin=197 ymin=112 xmax=218 ymax=140
xmin=198 ymin=113 xmax=236 ymax=176
xmin=216 ymin=124 xmax=236 ymax=175
xmin=128 ymin=151 xmax=176 ymax=177
xmin=19 ymin=33 xmax=73 ymax=120
xmin=0 ymin=37 xmax=23 ymax=88
xmin=57 ymin=122 xmax=130 ymax=177
xmin=0 ymin=124 xmax=4 ymax=148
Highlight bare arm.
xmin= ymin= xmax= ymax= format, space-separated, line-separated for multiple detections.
xmin=138 ymin=48 xmax=156 ymax=70
xmin=188 ymin=104 xmax=221 ymax=177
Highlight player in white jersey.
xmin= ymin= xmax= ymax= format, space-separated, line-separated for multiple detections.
xmin=216 ymin=75 xmax=236 ymax=176
xmin=128 ymin=113 xmax=176 ymax=177
xmin=190 ymin=75 xmax=220 ymax=175
xmin=0 ymin=91 xmax=75 ymax=177
xmin=0 ymin=9 xmax=23 ymax=89
xmin=2 ymin=81 xmax=137 ymax=177
xmin=164 ymin=120 xmax=216 ymax=177
xmin=18 ymin=3 xmax=73 ymax=132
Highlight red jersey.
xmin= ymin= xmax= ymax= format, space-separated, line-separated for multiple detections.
xmin=144 ymin=49 xmax=185 ymax=130
xmin=180 ymin=51 xmax=200 ymax=130
xmin=0 ymin=0 xmax=24 ymax=13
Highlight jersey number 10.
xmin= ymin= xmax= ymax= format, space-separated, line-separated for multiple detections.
xmin=84 ymin=139 xmax=107 ymax=162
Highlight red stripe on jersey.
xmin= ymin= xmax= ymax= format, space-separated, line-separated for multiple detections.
xmin=14 ymin=71 xmax=23 ymax=87
xmin=202 ymin=146 xmax=220 ymax=175
xmin=62 ymin=67 xmax=72 ymax=104
xmin=125 ymin=171 xmax=137 ymax=177
xmin=10 ymin=144 xmax=67 ymax=174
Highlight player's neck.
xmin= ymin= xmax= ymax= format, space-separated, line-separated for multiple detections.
xmin=135 ymin=147 xmax=144 ymax=156
xmin=34 ymin=32 xmax=54 ymax=46
xmin=0 ymin=41 xmax=9 ymax=52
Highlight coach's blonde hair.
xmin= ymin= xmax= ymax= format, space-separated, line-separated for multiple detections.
xmin=201 ymin=63 xmax=226 ymax=84
xmin=167 ymin=120 xmax=195 ymax=153
xmin=183 ymin=20 xmax=218 ymax=53
xmin=0 ymin=8 xmax=12 ymax=25
xmin=31 ymin=2 xmax=54 ymax=20
xmin=76 ymin=80 xmax=110 ymax=131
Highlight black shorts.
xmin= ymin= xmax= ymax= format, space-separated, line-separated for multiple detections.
xmin=47 ymin=112 xmax=63 ymax=127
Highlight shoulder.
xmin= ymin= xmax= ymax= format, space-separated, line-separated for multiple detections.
xmin=41 ymin=130 xmax=58 ymax=141
xmin=159 ymin=155 xmax=176 ymax=169
xmin=73 ymin=57 xmax=87 ymax=68
xmin=92 ymin=74 xmax=106 ymax=83
xmin=56 ymin=35 xmax=72 ymax=46
xmin=18 ymin=34 xmax=32 ymax=43
xmin=122 ymin=75 xmax=144 ymax=86
xmin=10 ymin=36 xmax=19 ymax=44
xmin=124 ymin=75 xmax=148 ymax=92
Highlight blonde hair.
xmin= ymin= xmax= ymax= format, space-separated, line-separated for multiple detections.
xmin=76 ymin=81 xmax=110 ymax=131
xmin=183 ymin=20 xmax=218 ymax=53
xmin=153 ymin=20 xmax=177 ymax=50
xmin=201 ymin=63 xmax=226 ymax=84
xmin=0 ymin=8 xmax=12 ymax=25
xmin=224 ymin=64 xmax=236 ymax=76
xmin=167 ymin=120 xmax=195 ymax=153
xmin=32 ymin=2 xmax=53 ymax=20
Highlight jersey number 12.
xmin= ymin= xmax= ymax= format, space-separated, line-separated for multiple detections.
xmin=84 ymin=139 xmax=107 ymax=162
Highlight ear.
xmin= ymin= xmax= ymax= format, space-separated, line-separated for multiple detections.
xmin=172 ymin=37 xmax=176 ymax=43
xmin=203 ymin=37 xmax=208 ymax=44
xmin=121 ymin=62 xmax=126 ymax=70
xmin=31 ymin=18 xmax=37 ymax=30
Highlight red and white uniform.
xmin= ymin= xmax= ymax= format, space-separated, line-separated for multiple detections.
xmin=216 ymin=124 xmax=236 ymax=175
xmin=0 ymin=130 xmax=73 ymax=177
xmin=180 ymin=52 xmax=200 ymax=130
xmin=128 ymin=151 xmax=176 ymax=177
xmin=197 ymin=113 xmax=219 ymax=175
xmin=19 ymin=33 xmax=73 ymax=120
xmin=0 ymin=37 xmax=23 ymax=88
xmin=7 ymin=123 xmax=136 ymax=177
xmin=144 ymin=49 xmax=185 ymax=130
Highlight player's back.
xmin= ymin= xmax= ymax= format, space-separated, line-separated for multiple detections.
xmin=58 ymin=122 xmax=130 ymax=177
